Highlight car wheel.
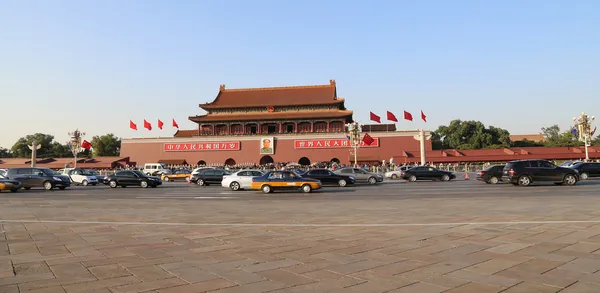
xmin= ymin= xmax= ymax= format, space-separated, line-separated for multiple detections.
xmin=230 ymin=181 xmax=241 ymax=191
xmin=408 ymin=175 xmax=417 ymax=182
xmin=563 ymin=174 xmax=577 ymax=186
xmin=261 ymin=184 xmax=271 ymax=194
xmin=43 ymin=181 xmax=53 ymax=191
xmin=301 ymin=184 xmax=312 ymax=193
xmin=368 ymin=177 xmax=377 ymax=185
xmin=140 ymin=181 xmax=149 ymax=188
xmin=164 ymin=177 xmax=170 ymax=182
xmin=338 ymin=179 xmax=347 ymax=187
xmin=489 ymin=176 xmax=499 ymax=184
xmin=580 ymin=173 xmax=589 ymax=180
xmin=391 ymin=174 xmax=398 ymax=180
xmin=82 ymin=180 xmax=88 ymax=186
xmin=197 ymin=179 xmax=205 ymax=186
xmin=441 ymin=174 xmax=450 ymax=181
xmin=518 ymin=175 xmax=531 ymax=187
xmin=109 ymin=180 xmax=118 ymax=188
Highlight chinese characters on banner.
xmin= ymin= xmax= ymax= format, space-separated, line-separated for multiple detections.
xmin=163 ymin=142 xmax=240 ymax=152
xmin=294 ymin=139 xmax=379 ymax=149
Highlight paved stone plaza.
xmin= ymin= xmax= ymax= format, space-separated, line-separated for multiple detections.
xmin=2 ymin=177 xmax=600 ymax=292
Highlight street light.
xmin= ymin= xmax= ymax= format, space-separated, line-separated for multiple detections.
xmin=67 ymin=129 xmax=85 ymax=168
xmin=573 ymin=112 xmax=595 ymax=162
xmin=346 ymin=121 xmax=362 ymax=167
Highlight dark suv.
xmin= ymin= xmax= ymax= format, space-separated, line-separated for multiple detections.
xmin=191 ymin=169 xmax=230 ymax=186
xmin=106 ymin=170 xmax=162 ymax=188
xmin=502 ymin=160 xmax=579 ymax=186
xmin=569 ymin=162 xmax=600 ymax=180
xmin=5 ymin=168 xmax=71 ymax=190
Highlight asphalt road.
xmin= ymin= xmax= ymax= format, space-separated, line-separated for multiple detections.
xmin=2 ymin=173 xmax=600 ymax=201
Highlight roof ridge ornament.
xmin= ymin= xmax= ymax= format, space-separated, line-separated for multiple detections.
xmin=219 ymin=84 xmax=225 ymax=91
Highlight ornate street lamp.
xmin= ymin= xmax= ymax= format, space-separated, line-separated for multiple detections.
xmin=346 ymin=121 xmax=362 ymax=167
xmin=573 ymin=112 xmax=595 ymax=161
xmin=67 ymin=129 xmax=85 ymax=168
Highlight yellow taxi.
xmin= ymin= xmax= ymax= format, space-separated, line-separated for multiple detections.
xmin=250 ymin=171 xmax=322 ymax=194
xmin=0 ymin=178 xmax=21 ymax=193
xmin=161 ymin=170 xmax=192 ymax=182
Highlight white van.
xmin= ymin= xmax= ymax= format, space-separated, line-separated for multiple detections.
xmin=142 ymin=163 xmax=170 ymax=176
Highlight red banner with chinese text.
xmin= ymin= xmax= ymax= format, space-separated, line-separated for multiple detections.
xmin=164 ymin=142 xmax=240 ymax=152
xmin=294 ymin=139 xmax=379 ymax=149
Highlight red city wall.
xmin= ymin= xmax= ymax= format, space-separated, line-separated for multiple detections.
xmin=120 ymin=133 xmax=429 ymax=165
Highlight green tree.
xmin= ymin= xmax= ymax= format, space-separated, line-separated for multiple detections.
xmin=50 ymin=142 xmax=72 ymax=158
xmin=511 ymin=139 xmax=544 ymax=147
xmin=540 ymin=125 xmax=582 ymax=147
xmin=431 ymin=120 xmax=511 ymax=150
xmin=10 ymin=133 xmax=55 ymax=158
xmin=91 ymin=134 xmax=121 ymax=156
xmin=0 ymin=147 xmax=11 ymax=158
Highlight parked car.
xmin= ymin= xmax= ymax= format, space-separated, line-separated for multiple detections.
xmin=0 ymin=175 xmax=21 ymax=192
xmin=106 ymin=170 xmax=162 ymax=188
xmin=476 ymin=165 xmax=505 ymax=184
xmin=300 ymin=169 xmax=355 ymax=187
xmin=333 ymin=168 xmax=383 ymax=184
xmin=161 ymin=170 xmax=192 ymax=182
xmin=221 ymin=170 xmax=265 ymax=191
xmin=250 ymin=171 xmax=322 ymax=193
xmin=384 ymin=166 xmax=412 ymax=180
xmin=58 ymin=168 xmax=98 ymax=186
xmin=401 ymin=166 xmax=456 ymax=182
xmin=569 ymin=162 xmax=600 ymax=180
xmin=191 ymin=169 xmax=231 ymax=186
xmin=501 ymin=160 xmax=579 ymax=186
xmin=4 ymin=167 xmax=70 ymax=190
xmin=559 ymin=161 xmax=582 ymax=167
xmin=191 ymin=167 xmax=216 ymax=176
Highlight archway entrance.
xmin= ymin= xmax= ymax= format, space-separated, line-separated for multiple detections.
xmin=197 ymin=160 xmax=206 ymax=166
xmin=330 ymin=158 xmax=340 ymax=164
xmin=298 ymin=157 xmax=311 ymax=166
xmin=259 ymin=155 xmax=274 ymax=165
xmin=224 ymin=158 xmax=236 ymax=166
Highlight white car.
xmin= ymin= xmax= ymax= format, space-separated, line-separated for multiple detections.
xmin=384 ymin=166 xmax=412 ymax=180
xmin=58 ymin=168 xmax=99 ymax=186
xmin=221 ymin=170 xmax=265 ymax=191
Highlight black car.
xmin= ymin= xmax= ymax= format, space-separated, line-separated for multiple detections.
xmin=476 ymin=165 xmax=505 ymax=184
xmin=300 ymin=169 xmax=355 ymax=187
xmin=569 ymin=162 xmax=600 ymax=180
xmin=401 ymin=166 xmax=456 ymax=182
xmin=106 ymin=170 xmax=162 ymax=188
xmin=4 ymin=167 xmax=71 ymax=190
xmin=191 ymin=169 xmax=231 ymax=186
xmin=501 ymin=160 xmax=579 ymax=187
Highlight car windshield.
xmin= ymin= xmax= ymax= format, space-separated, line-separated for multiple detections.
xmin=132 ymin=170 xmax=146 ymax=177
xmin=80 ymin=170 xmax=93 ymax=175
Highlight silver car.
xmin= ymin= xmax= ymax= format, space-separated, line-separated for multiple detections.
xmin=334 ymin=167 xmax=384 ymax=184
xmin=221 ymin=169 xmax=265 ymax=191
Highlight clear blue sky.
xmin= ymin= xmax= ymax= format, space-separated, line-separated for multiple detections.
xmin=1 ymin=0 xmax=599 ymax=148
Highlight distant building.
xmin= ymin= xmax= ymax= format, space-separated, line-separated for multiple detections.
xmin=510 ymin=134 xmax=546 ymax=142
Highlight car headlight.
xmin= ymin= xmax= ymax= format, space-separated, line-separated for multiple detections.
xmin=349 ymin=176 xmax=355 ymax=180
xmin=53 ymin=176 xmax=62 ymax=181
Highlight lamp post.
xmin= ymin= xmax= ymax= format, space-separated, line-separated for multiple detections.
xmin=573 ymin=112 xmax=595 ymax=162
xmin=67 ymin=129 xmax=85 ymax=168
xmin=346 ymin=121 xmax=362 ymax=167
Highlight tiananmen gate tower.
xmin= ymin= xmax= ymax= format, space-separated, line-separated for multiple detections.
xmin=120 ymin=80 xmax=432 ymax=166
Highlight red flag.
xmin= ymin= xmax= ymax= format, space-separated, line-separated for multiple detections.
xmin=172 ymin=118 xmax=179 ymax=128
xmin=404 ymin=111 xmax=413 ymax=121
xmin=369 ymin=112 xmax=381 ymax=123
xmin=421 ymin=110 xmax=427 ymax=122
xmin=129 ymin=120 xmax=137 ymax=130
xmin=386 ymin=111 xmax=398 ymax=122
xmin=144 ymin=119 xmax=152 ymax=130
xmin=158 ymin=119 xmax=164 ymax=130
xmin=81 ymin=140 xmax=92 ymax=150
xmin=592 ymin=127 xmax=597 ymax=136
xmin=362 ymin=133 xmax=375 ymax=146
